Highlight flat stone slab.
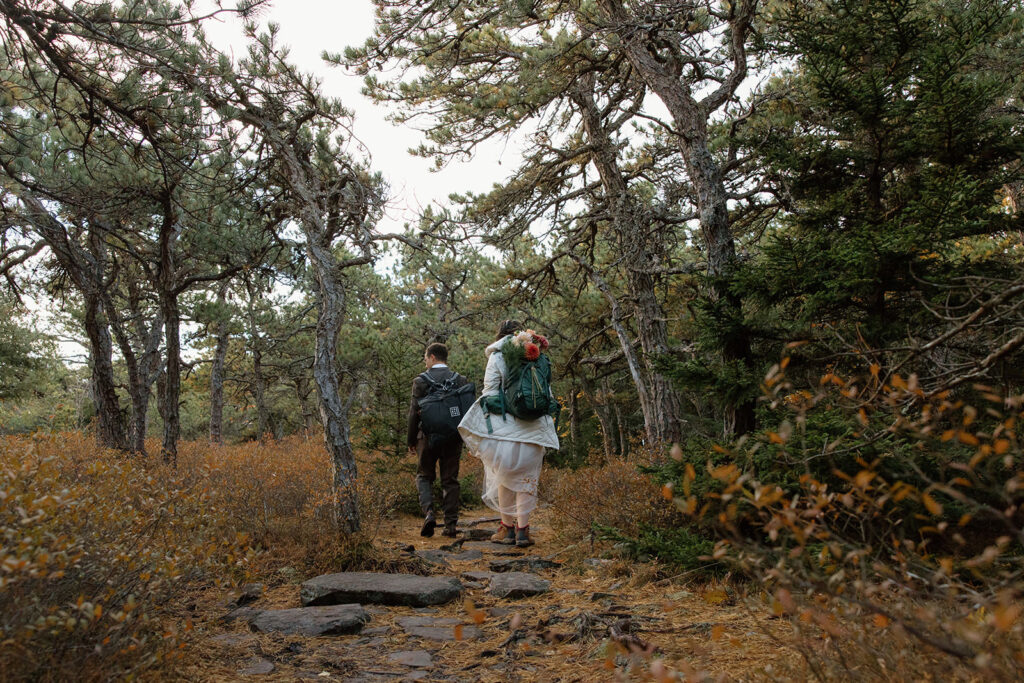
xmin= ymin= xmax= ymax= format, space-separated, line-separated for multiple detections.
xmin=463 ymin=541 xmax=524 ymax=554
xmin=301 ymin=573 xmax=463 ymax=607
xmin=489 ymin=557 xmax=560 ymax=573
xmin=460 ymin=528 xmax=493 ymax=541
xmin=388 ymin=650 xmax=434 ymax=668
xmin=414 ymin=549 xmax=451 ymax=567
xmin=415 ymin=549 xmax=484 ymax=567
xmin=239 ymin=657 xmax=274 ymax=675
xmin=447 ymin=549 xmax=483 ymax=562
xmin=396 ymin=616 xmax=481 ymax=641
xmin=249 ymin=604 xmax=370 ymax=636
xmin=488 ymin=572 xmax=551 ymax=599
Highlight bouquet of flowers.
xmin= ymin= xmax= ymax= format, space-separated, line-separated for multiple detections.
xmin=502 ymin=328 xmax=550 ymax=373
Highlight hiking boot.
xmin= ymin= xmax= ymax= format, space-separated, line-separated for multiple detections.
xmin=420 ymin=514 xmax=436 ymax=538
xmin=441 ymin=524 xmax=458 ymax=538
xmin=491 ymin=522 xmax=515 ymax=545
xmin=515 ymin=525 xmax=534 ymax=548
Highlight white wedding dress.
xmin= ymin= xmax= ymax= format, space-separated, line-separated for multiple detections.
xmin=458 ymin=337 xmax=559 ymax=517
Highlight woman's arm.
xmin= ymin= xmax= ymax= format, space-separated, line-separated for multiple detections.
xmin=482 ymin=352 xmax=504 ymax=396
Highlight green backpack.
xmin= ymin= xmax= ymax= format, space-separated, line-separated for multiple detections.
xmin=482 ymin=349 xmax=560 ymax=433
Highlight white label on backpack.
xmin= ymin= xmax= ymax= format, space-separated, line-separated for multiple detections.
xmin=449 ymin=407 xmax=460 ymax=417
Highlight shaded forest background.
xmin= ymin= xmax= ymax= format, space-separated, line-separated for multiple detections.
xmin=1 ymin=0 xmax=1023 ymax=680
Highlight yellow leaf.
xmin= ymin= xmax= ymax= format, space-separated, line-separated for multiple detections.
xmin=454 ymin=624 xmax=464 ymax=641
xmin=703 ymin=589 xmax=728 ymax=605
xmin=958 ymin=431 xmax=980 ymax=446
xmin=872 ymin=613 xmax=889 ymax=628
xmin=711 ymin=624 xmax=725 ymax=641
xmin=993 ymin=604 xmax=1022 ymax=631
xmin=994 ymin=439 xmax=1011 ymax=455
xmin=922 ymin=493 xmax=943 ymax=516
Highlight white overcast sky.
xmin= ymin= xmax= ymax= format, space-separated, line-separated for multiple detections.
xmin=200 ymin=0 xmax=517 ymax=235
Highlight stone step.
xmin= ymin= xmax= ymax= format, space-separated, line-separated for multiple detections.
xmin=487 ymin=572 xmax=550 ymax=599
xmin=248 ymin=604 xmax=370 ymax=636
xmin=396 ymin=616 xmax=481 ymax=641
xmin=489 ymin=556 xmax=561 ymax=573
xmin=301 ymin=572 xmax=463 ymax=608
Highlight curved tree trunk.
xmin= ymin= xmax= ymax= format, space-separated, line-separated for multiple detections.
xmin=597 ymin=0 xmax=757 ymax=435
xmin=573 ymin=79 xmax=685 ymax=446
xmin=307 ymin=240 xmax=361 ymax=533
xmin=84 ymin=296 xmax=129 ymax=451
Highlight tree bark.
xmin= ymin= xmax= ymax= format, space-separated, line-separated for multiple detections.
xmin=83 ymin=295 xmax=129 ymax=451
xmin=572 ymin=78 xmax=685 ymax=445
xmin=596 ymin=0 xmax=757 ymax=435
xmin=568 ymin=387 xmax=582 ymax=458
xmin=16 ymin=194 xmax=128 ymax=450
xmin=307 ymin=244 xmax=361 ymax=533
xmin=160 ymin=291 xmax=182 ymax=465
xmin=107 ymin=288 xmax=163 ymax=456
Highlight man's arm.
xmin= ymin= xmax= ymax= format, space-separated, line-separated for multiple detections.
xmin=407 ymin=376 xmax=425 ymax=449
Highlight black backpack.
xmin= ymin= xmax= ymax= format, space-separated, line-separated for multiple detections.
xmin=417 ymin=371 xmax=476 ymax=448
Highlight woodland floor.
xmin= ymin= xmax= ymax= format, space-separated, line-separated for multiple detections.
xmin=180 ymin=506 xmax=798 ymax=682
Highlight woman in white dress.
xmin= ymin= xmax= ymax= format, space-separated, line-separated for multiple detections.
xmin=458 ymin=320 xmax=559 ymax=547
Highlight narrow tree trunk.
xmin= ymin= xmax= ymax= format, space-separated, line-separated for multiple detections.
xmin=209 ymin=289 xmax=231 ymax=445
xmin=160 ymin=292 xmax=182 ymax=465
xmin=568 ymin=387 xmax=582 ymax=458
xmin=307 ymin=241 xmax=361 ymax=533
xmin=594 ymin=401 xmax=617 ymax=463
xmin=83 ymin=296 xmax=128 ymax=451
xmin=107 ymin=295 xmax=163 ymax=456
xmin=614 ymin=399 xmax=629 ymax=459
xmin=296 ymin=378 xmax=316 ymax=436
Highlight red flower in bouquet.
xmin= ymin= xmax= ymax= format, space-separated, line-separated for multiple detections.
xmin=524 ymin=342 xmax=540 ymax=360
xmin=536 ymin=335 xmax=549 ymax=350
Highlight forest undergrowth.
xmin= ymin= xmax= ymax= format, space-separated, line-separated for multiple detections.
xmin=4 ymin=373 xmax=1022 ymax=682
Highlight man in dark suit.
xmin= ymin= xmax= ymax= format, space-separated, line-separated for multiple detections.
xmin=408 ymin=342 xmax=469 ymax=538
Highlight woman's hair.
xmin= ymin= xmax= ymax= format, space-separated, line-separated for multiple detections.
xmin=495 ymin=319 xmax=521 ymax=341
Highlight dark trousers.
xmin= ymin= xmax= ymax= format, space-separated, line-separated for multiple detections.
xmin=416 ymin=439 xmax=461 ymax=526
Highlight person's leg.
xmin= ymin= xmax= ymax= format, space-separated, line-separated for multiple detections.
xmin=497 ymin=486 xmax=516 ymax=527
xmin=515 ymin=491 xmax=536 ymax=529
xmin=416 ymin=446 xmax=438 ymax=536
xmin=438 ymin=445 xmax=461 ymax=533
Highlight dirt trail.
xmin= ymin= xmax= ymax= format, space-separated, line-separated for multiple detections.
xmin=186 ymin=507 xmax=790 ymax=681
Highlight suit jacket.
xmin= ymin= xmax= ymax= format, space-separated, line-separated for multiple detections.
xmin=407 ymin=364 xmax=470 ymax=451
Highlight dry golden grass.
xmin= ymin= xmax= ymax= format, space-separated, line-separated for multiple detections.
xmin=543 ymin=456 xmax=681 ymax=545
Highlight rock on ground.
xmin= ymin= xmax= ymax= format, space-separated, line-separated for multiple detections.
xmin=387 ymin=650 xmax=434 ymax=668
xmin=248 ymin=604 xmax=370 ymax=636
xmin=488 ymin=572 xmax=551 ymax=599
xmin=238 ymin=657 xmax=274 ymax=675
xmin=489 ymin=556 xmax=560 ymax=573
xmin=301 ymin=572 xmax=463 ymax=607
xmin=396 ymin=616 xmax=481 ymax=641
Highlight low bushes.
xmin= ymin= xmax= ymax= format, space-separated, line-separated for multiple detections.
xmin=0 ymin=432 xmax=253 ymax=681
xmin=659 ymin=354 xmax=1024 ymax=679
xmin=0 ymin=432 xmax=472 ymax=680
